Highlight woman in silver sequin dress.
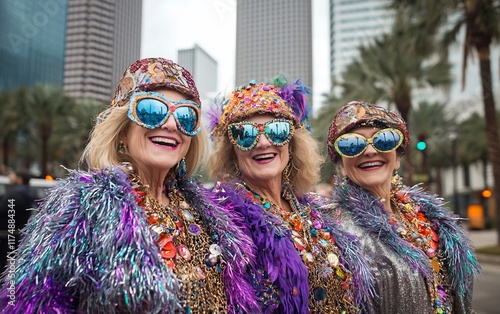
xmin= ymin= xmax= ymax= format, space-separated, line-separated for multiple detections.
xmin=327 ymin=101 xmax=480 ymax=313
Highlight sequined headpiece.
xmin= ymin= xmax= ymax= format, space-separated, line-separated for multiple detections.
xmin=327 ymin=101 xmax=409 ymax=162
xmin=110 ymin=57 xmax=200 ymax=107
xmin=207 ymin=76 xmax=311 ymax=138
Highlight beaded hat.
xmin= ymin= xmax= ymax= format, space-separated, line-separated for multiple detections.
xmin=110 ymin=57 xmax=200 ymax=107
xmin=327 ymin=101 xmax=409 ymax=162
xmin=207 ymin=76 xmax=311 ymax=138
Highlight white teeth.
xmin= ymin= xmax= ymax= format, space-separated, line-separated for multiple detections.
xmin=254 ymin=153 xmax=275 ymax=160
xmin=150 ymin=137 xmax=177 ymax=145
xmin=360 ymin=161 xmax=383 ymax=168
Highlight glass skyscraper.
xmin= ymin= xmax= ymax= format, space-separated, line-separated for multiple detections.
xmin=0 ymin=0 xmax=68 ymax=92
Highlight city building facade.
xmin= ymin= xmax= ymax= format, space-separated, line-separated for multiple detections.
xmin=63 ymin=0 xmax=142 ymax=102
xmin=235 ymin=0 xmax=313 ymax=90
xmin=178 ymin=44 xmax=218 ymax=100
xmin=0 ymin=0 xmax=68 ymax=92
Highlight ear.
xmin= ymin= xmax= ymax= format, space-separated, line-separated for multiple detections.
xmin=337 ymin=162 xmax=346 ymax=177
xmin=395 ymin=155 xmax=401 ymax=171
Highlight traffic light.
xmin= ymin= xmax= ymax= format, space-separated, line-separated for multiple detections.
xmin=416 ymin=133 xmax=427 ymax=151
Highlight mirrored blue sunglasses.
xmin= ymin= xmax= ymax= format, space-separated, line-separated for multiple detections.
xmin=227 ymin=119 xmax=295 ymax=151
xmin=333 ymin=128 xmax=403 ymax=158
xmin=127 ymin=91 xmax=201 ymax=136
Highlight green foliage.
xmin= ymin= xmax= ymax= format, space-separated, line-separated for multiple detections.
xmin=0 ymin=85 xmax=103 ymax=177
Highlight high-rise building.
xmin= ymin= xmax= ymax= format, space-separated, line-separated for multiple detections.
xmin=329 ymin=0 xmax=500 ymax=117
xmin=0 ymin=0 xmax=68 ymax=92
xmin=178 ymin=44 xmax=218 ymax=100
xmin=235 ymin=0 xmax=313 ymax=90
xmin=63 ymin=0 xmax=142 ymax=102
xmin=330 ymin=0 xmax=392 ymax=82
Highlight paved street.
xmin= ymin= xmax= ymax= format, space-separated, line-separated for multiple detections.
xmin=468 ymin=229 xmax=500 ymax=314
xmin=472 ymin=262 xmax=500 ymax=314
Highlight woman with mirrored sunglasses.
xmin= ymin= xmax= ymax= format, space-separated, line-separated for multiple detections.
xmin=207 ymin=77 xmax=375 ymax=313
xmin=0 ymin=57 xmax=258 ymax=314
xmin=327 ymin=101 xmax=480 ymax=314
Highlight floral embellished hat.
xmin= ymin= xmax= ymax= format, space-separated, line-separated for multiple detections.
xmin=327 ymin=101 xmax=409 ymax=162
xmin=110 ymin=57 xmax=200 ymax=107
xmin=207 ymin=75 xmax=312 ymax=138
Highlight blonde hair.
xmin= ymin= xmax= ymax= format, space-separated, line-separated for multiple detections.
xmin=209 ymin=127 xmax=324 ymax=196
xmin=81 ymin=105 xmax=208 ymax=179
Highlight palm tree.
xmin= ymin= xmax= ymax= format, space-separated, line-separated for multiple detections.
xmin=24 ymin=85 xmax=76 ymax=177
xmin=320 ymin=17 xmax=452 ymax=184
xmin=51 ymin=98 xmax=104 ymax=172
xmin=392 ymin=0 xmax=500 ymax=245
xmin=0 ymin=88 xmax=32 ymax=169
xmin=408 ymin=101 xmax=457 ymax=194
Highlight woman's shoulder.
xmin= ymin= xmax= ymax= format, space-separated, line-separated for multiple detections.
xmin=47 ymin=166 xmax=130 ymax=193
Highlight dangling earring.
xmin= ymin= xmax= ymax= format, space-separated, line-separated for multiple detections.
xmin=282 ymin=161 xmax=292 ymax=186
xmin=392 ymin=170 xmax=403 ymax=189
xmin=234 ymin=162 xmax=241 ymax=178
xmin=176 ymin=157 xmax=187 ymax=181
xmin=117 ymin=141 xmax=126 ymax=154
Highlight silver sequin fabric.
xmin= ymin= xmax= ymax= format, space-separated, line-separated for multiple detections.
xmin=340 ymin=213 xmax=473 ymax=314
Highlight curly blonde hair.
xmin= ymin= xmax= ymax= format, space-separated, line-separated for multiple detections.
xmin=209 ymin=127 xmax=324 ymax=196
xmin=81 ymin=105 xmax=208 ymax=179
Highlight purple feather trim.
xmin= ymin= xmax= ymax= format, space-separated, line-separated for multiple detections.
xmin=204 ymin=96 xmax=224 ymax=138
xmin=215 ymin=182 xmax=309 ymax=314
xmin=179 ymin=179 xmax=260 ymax=313
xmin=275 ymin=78 xmax=311 ymax=125
xmin=0 ymin=167 xmax=180 ymax=313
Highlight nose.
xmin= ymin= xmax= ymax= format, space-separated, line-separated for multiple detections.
xmin=255 ymin=133 xmax=271 ymax=149
xmin=364 ymin=143 xmax=377 ymax=155
xmin=161 ymin=115 xmax=177 ymax=132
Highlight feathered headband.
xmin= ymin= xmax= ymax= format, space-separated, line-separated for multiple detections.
xmin=206 ymin=75 xmax=312 ymax=138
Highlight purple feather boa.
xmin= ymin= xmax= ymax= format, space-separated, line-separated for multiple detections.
xmin=0 ymin=167 xmax=259 ymax=314
xmin=214 ymin=181 xmax=375 ymax=313
xmin=214 ymin=182 xmax=309 ymax=313
xmin=178 ymin=179 xmax=260 ymax=313
xmin=333 ymin=176 xmax=480 ymax=297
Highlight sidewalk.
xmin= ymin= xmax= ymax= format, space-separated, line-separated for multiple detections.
xmin=467 ymin=229 xmax=500 ymax=266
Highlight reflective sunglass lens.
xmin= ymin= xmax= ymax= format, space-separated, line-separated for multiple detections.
xmin=229 ymin=124 xmax=258 ymax=148
xmin=336 ymin=135 xmax=367 ymax=157
xmin=266 ymin=121 xmax=291 ymax=144
xmin=136 ymin=99 xmax=168 ymax=127
xmin=175 ymin=106 xmax=198 ymax=133
xmin=373 ymin=130 xmax=401 ymax=151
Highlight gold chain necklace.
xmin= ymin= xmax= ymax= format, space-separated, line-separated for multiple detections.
xmin=243 ymin=183 xmax=359 ymax=313
xmin=127 ymin=170 xmax=228 ymax=313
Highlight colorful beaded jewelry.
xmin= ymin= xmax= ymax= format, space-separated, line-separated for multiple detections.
xmin=243 ymin=183 xmax=359 ymax=313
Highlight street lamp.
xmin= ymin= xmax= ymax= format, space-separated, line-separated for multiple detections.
xmin=448 ymin=128 xmax=459 ymax=216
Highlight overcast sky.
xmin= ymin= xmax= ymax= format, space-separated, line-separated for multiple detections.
xmin=140 ymin=0 xmax=330 ymax=110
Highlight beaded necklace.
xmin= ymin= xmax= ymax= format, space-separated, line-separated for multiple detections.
xmin=242 ymin=182 xmax=359 ymax=313
xmin=390 ymin=178 xmax=452 ymax=314
xmin=128 ymin=170 xmax=228 ymax=313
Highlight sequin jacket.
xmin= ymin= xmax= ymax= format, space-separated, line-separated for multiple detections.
xmin=213 ymin=181 xmax=375 ymax=314
xmin=0 ymin=167 xmax=258 ymax=314
xmin=333 ymin=177 xmax=480 ymax=314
